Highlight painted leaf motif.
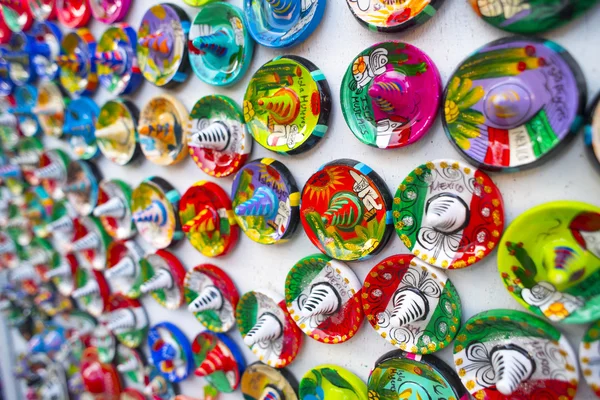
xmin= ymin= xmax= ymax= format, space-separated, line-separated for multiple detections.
xmin=321 ymin=368 xmax=355 ymax=392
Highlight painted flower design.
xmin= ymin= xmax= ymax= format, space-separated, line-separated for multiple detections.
xmin=544 ymin=302 xmax=569 ymax=319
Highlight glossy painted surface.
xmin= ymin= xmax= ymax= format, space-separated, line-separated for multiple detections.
xmin=300 ymin=364 xmax=367 ymax=399
xmin=346 ymin=0 xmax=445 ymax=32
xmin=58 ymin=29 xmax=98 ymax=97
xmin=148 ymin=322 xmax=194 ymax=383
xmin=96 ymin=23 xmax=142 ymax=95
xmin=580 ymin=320 xmax=600 ymax=398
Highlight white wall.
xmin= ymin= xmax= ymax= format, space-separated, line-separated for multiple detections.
xmin=5 ymin=0 xmax=600 ymax=398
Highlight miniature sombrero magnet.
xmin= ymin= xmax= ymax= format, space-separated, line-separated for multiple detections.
xmin=341 ymin=42 xmax=441 ymax=149
xmin=104 ymin=240 xmax=145 ymax=298
xmin=285 ymin=254 xmax=364 ymax=344
xmin=301 ymin=159 xmax=393 ymax=261
xmin=148 ymin=322 xmax=194 ymax=383
xmin=241 ymin=362 xmax=299 ymax=400
xmin=1 ymin=31 xmax=37 ymax=85
xmin=580 ymin=320 xmax=600 ymax=397
xmin=34 ymin=80 xmax=66 ymax=138
xmin=346 ymin=0 xmax=444 ymax=33
xmin=470 ymin=0 xmax=599 ymax=34
xmin=90 ymin=324 xmax=117 ymax=363
xmin=29 ymin=21 xmax=62 ymax=80
xmin=139 ymin=250 xmax=186 ymax=309
xmin=115 ymin=346 xmax=147 ymax=393
xmin=393 ymin=159 xmax=504 ymax=269
xmin=192 ymin=332 xmax=246 ymax=392
xmin=65 ymin=160 xmax=102 ymax=216
xmin=94 ymin=179 xmax=136 ymax=240
xmin=11 ymin=137 xmax=43 ymax=184
xmin=189 ymin=3 xmax=254 ymax=86
xmin=443 ymin=37 xmax=586 ymax=172
xmin=69 ymin=216 xmax=111 ymax=270
xmin=232 ymin=159 xmax=300 ymax=245
xmin=33 ymin=149 xmax=70 ymax=200
xmin=132 ymin=177 xmax=182 ymax=249
xmin=80 ymin=347 xmax=122 ymax=398
xmin=46 ymin=253 xmax=77 ymax=297
xmin=244 ymin=56 xmax=331 ymax=154
xmin=0 ymin=1 xmax=33 ymax=34
xmin=368 ymin=350 xmax=467 ymax=400
xmin=56 ymin=0 xmax=91 ymax=28
xmin=58 ymin=29 xmax=98 ymax=97
xmin=188 ymin=95 xmax=251 ymax=177
xmin=137 ymin=3 xmax=190 ymax=87
xmin=95 ymin=99 xmax=140 ymax=165
xmin=362 ymin=254 xmax=462 ymax=354
xmin=244 ymin=0 xmax=325 ymax=48
xmin=101 ymin=293 xmax=148 ymax=349
xmin=236 ymin=289 xmax=303 ymax=368
xmin=138 ymin=94 xmax=189 ymax=165
xmin=300 ymin=365 xmax=367 ymax=400
xmin=454 ymin=309 xmax=579 ymax=399
xmin=72 ymin=267 xmax=109 ymax=317
xmin=586 ymin=93 xmax=600 ymax=172
xmin=63 ymin=97 xmax=100 ymax=160
xmin=184 ymin=264 xmax=239 ymax=332
xmin=96 ymin=24 xmax=142 ymax=95
xmin=43 ymin=201 xmax=77 ymax=252
xmin=10 ymin=85 xmax=41 ymax=137
xmin=89 ymin=0 xmax=130 ymax=24
xmin=180 ymin=181 xmax=239 ymax=257
xmin=146 ymin=364 xmax=179 ymax=399
xmin=498 ymin=201 xmax=600 ymax=324
xmin=26 ymin=0 xmax=57 ymax=21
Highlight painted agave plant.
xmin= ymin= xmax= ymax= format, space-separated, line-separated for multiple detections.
xmin=444 ymin=77 xmax=485 ymax=150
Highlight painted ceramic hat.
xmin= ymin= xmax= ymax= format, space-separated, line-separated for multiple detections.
xmin=139 ymin=250 xmax=186 ymax=309
xmin=72 ymin=267 xmax=109 ymax=317
xmin=300 ymin=365 xmax=367 ymax=399
xmin=34 ymin=80 xmax=66 ymax=138
xmin=301 ymin=159 xmax=393 ymax=261
xmin=90 ymin=319 xmax=116 ymax=363
xmin=231 ymin=158 xmax=300 ymax=245
xmin=26 ymin=0 xmax=57 ymax=21
xmin=56 ymin=0 xmax=91 ymax=28
xmin=580 ymin=320 xmax=600 ymax=397
xmin=12 ymin=137 xmax=44 ymax=184
xmin=95 ymin=99 xmax=140 ymax=165
xmin=104 ymin=240 xmax=145 ymax=299
xmin=131 ymin=176 xmax=182 ymax=249
xmin=0 ymin=31 xmax=36 ymax=85
xmin=138 ymin=94 xmax=189 ymax=165
xmin=362 ymin=254 xmax=462 ymax=354
xmin=369 ymin=350 xmax=467 ymax=400
xmin=498 ymin=201 xmax=600 ymax=324
xmin=28 ymin=21 xmax=62 ymax=80
xmin=145 ymin=364 xmax=178 ymax=399
xmin=189 ymin=3 xmax=254 ymax=86
xmin=184 ymin=264 xmax=239 ymax=332
xmin=341 ymin=42 xmax=441 ymax=149
xmin=69 ymin=216 xmax=111 ymax=270
xmin=136 ymin=3 xmax=190 ymax=87
xmin=180 ymin=181 xmax=239 ymax=257
xmin=470 ymin=0 xmax=599 ymax=34
xmin=0 ymin=1 xmax=33 ymax=33
xmin=148 ymin=321 xmax=194 ymax=383
xmin=244 ymin=0 xmax=325 ymax=48
xmin=65 ymin=160 xmax=102 ymax=216
xmin=89 ymin=0 xmax=130 ymax=24
xmin=443 ymin=37 xmax=586 ymax=172
xmin=10 ymin=85 xmax=41 ymax=137
xmin=101 ymin=293 xmax=148 ymax=349
xmin=33 ymin=149 xmax=70 ymax=200
xmin=80 ymin=347 xmax=122 ymax=397
xmin=394 ymin=159 xmax=504 ymax=269
xmin=454 ymin=309 xmax=579 ymax=399
xmin=46 ymin=253 xmax=77 ymax=297
xmin=241 ymin=362 xmax=299 ymax=400
xmin=586 ymin=92 xmax=600 ymax=172
xmin=192 ymin=332 xmax=246 ymax=392
xmin=243 ymin=56 xmax=331 ymax=155
xmin=43 ymin=200 xmax=77 ymax=252
xmin=188 ymin=95 xmax=251 ymax=177
xmin=94 ymin=179 xmax=136 ymax=240
xmin=285 ymin=254 xmax=364 ymax=344
xmin=58 ymin=29 xmax=98 ymax=97
xmin=346 ymin=0 xmax=445 ymax=32
xmin=115 ymin=346 xmax=147 ymax=395
xmin=96 ymin=24 xmax=142 ymax=95
xmin=236 ymin=289 xmax=303 ymax=368
xmin=63 ymin=97 xmax=100 ymax=160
